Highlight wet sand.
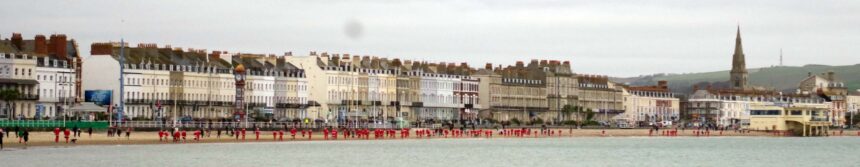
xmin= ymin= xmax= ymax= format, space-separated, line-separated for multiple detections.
xmin=1 ymin=128 xmax=855 ymax=149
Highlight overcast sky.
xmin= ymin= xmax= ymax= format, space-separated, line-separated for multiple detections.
xmin=2 ymin=0 xmax=857 ymax=77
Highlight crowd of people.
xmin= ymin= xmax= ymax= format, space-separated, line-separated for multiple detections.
xmin=146 ymin=125 xmax=577 ymax=144
xmin=0 ymin=126 xmax=31 ymax=149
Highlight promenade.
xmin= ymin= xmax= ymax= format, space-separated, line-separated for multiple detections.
xmin=3 ymin=128 xmax=855 ymax=149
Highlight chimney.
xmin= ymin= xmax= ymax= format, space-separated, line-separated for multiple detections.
xmin=49 ymin=34 xmax=68 ymax=59
xmin=90 ymin=43 xmax=113 ymax=55
xmin=658 ymin=80 xmax=668 ymax=89
xmin=11 ymin=33 xmax=23 ymax=50
xmin=485 ymin=63 xmax=492 ymax=70
xmin=827 ymin=71 xmax=835 ymax=81
xmin=209 ymin=51 xmax=222 ymax=61
xmin=515 ymin=61 xmax=524 ymax=68
xmin=34 ymin=35 xmax=48 ymax=55
xmin=562 ymin=61 xmax=570 ymax=68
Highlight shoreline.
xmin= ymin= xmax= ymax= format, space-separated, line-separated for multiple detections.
xmin=1 ymin=128 xmax=856 ymax=150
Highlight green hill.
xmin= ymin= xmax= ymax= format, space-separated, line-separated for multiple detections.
xmin=615 ymin=64 xmax=860 ymax=94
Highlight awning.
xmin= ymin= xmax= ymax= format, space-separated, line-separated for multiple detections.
xmin=68 ymin=102 xmax=108 ymax=113
xmin=0 ymin=78 xmax=39 ymax=85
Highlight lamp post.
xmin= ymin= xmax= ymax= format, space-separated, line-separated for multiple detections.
xmin=118 ymin=38 xmax=125 ymax=127
xmin=850 ymin=103 xmax=856 ymax=129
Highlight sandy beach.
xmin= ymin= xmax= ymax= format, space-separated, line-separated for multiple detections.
xmin=1 ymin=128 xmax=856 ymax=149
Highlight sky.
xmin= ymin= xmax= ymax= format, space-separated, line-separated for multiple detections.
xmin=1 ymin=0 xmax=858 ymax=77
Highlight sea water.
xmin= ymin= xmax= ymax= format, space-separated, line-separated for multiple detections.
xmin=1 ymin=137 xmax=858 ymax=167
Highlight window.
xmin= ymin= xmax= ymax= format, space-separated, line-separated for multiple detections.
xmin=790 ymin=110 xmax=802 ymax=115
xmin=751 ymin=110 xmax=781 ymax=115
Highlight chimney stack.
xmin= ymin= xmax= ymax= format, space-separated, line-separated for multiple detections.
xmin=11 ymin=33 xmax=23 ymax=50
xmin=34 ymin=35 xmax=48 ymax=55
xmin=209 ymin=51 xmax=222 ymax=60
xmin=49 ymin=34 xmax=68 ymax=59
xmin=827 ymin=71 xmax=835 ymax=81
xmin=658 ymin=80 xmax=668 ymax=89
xmin=90 ymin=43 xmax=113 ymax=55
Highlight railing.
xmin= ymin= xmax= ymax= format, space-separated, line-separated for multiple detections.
xmin=19 ymin=94 xmax=39 ymax=100
xmin=0 ymin=120 xmax=109 ymax=129
xmin=811 ymin=117 xmax=829 ymax=122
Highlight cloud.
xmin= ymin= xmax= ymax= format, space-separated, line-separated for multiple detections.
xmin=1 ymin=0 xmax=857 ymax=77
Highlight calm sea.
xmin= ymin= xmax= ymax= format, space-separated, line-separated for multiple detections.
xmin=1 ymin=137 xmax=858 ymax=167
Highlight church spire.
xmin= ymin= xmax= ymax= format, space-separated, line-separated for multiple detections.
xmin=734 ymin=26 xmax=744 ymax=58
xmin=730 ymin=25 xmax=748 ymax=89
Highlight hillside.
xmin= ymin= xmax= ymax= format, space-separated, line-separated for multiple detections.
xmin=614 ymin=64 xmax=860 ymax=94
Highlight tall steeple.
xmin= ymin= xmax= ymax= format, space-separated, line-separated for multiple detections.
xmin=730 ymin=26 xmax=748 ymax=89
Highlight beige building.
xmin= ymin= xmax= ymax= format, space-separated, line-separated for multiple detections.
xmin=233 ymin=54 xmax=308 ymax=122
xmin=749 ymin=105 xmax=831 ymax=136
xmin=544 ymin=60 xmax=578 ymax=123
xmin=577 ymin=75 xmax=624 ymax=123
xmin=475 ymin=61 xmax=548 ymax=123
xmin=86 ymin=43 xmax=235 ymax=121
xmin=395 ymin=60 xmax=421 ymax=122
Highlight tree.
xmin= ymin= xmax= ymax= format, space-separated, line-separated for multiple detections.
xmin=510 ymin=118 xmax=521 ymax=126
xmin=585 ymin=108 xmax=595 ymax=123
xmin=561 ymin=105 xmax=574 ymax=122
xmin=0 ymin=89 xmax=19 ymax=120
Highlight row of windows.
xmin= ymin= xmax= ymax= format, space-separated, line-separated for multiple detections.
xmin=37 ymin=74 xmax=73 ymax=82
xmin=126 ymin=92 xmax=234 ymax=102
xmin=3 ymin=67 xmax=33 ymax=77
xmin=246 ymin=96 xmax=308 ymax=105
xmin=490 ymin=97 xmax=547 ymax=107
xmin=490 ymin=86 xmax=546 ymax=97
xmin=422 ymin=94 xmax=478 ymax=105
xmin=247 ymin=82 xmax=307 ymax=91
xmin=127 ymin=76 xmax=235 ymax=89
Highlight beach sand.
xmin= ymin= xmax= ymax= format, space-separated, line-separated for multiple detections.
xmin=0 ymin=128 xmax=855 ymax=149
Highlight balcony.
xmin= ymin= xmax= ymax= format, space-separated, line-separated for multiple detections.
xmin=811 ymin=117 xmax=829 ymax=122
xmin=58 ymin=97 xmax=76 ymax=103
xmin=18 ymin=94 xmax=39 ymax=100
xmin=247 ymin=102 xmax=267 ymax=108
xmin=276 ymin=103 xmax=306 ymax=109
